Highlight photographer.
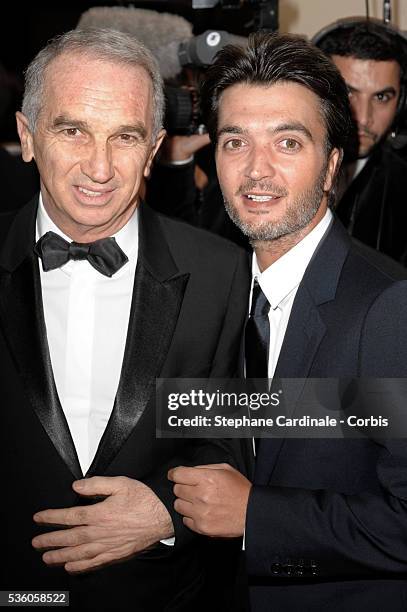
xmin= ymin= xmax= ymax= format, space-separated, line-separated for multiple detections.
xmin=146 ymin=40 xmax=250 ymax=248
xmin=315 ymin=18 xmax=407 ymax=265
xmin=147 ymin=85 xmax=249 ymax=248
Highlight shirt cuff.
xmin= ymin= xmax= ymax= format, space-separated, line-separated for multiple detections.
xmin=157 ymin=155 xmax=194 ymax=167
xmin=160 ymin=537 xmax=175 ymax=546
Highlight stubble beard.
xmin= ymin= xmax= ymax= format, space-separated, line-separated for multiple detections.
xmin=222 ymin=165 xmax=328 ymax=245
xmin=357 ymin=126 xmax=379 ymax=159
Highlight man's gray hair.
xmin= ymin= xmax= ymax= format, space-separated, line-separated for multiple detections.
xmin=22 ymin=28 xmax=165 ymax=139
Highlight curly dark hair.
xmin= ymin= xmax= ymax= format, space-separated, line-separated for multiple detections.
xmin=317 ymin=20 xmax=406 ymax=67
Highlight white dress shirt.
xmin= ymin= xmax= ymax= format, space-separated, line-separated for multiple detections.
xmin=36 ymin=196 xmax=138 ymax=475
xmin=251 ymin=208 xmax=333 ymax=379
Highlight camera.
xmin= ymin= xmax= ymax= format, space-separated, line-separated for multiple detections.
xmin=162 ymin=0 xmax=278 ymax=134
xmin=164 ymin=29 xmax=243 ymax=134
xmin=164 ymin=85 xmax=202 ymax=135
xmin=192 ymin=0 xmax=279 ymax=31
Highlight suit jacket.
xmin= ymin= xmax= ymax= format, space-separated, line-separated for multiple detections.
xmin=336 ymin=144 xmax=407 ymax=266
xmin=245 ymin=219 xmax=407 ymax=611
xmin=0 ymin=197 xmax=250 ymax=611
xmin=0 ymin=149 xmax=39 ymax=212
xmin=147 ymin=149 xmax=250 ymax=251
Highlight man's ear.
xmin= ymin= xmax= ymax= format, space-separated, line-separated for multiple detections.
xmin=16 ymin=112 xmax=35 ymax=162
xmin=324 ymin=147 xmax=342 ymax=192
xmin=143 ymin=128 xmax=166 ymax=179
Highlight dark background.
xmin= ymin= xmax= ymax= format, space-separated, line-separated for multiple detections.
xmin=0 ymin=2 xmax=254 ymax=74
xmin=0 ymin=1 xmax=256 ymax=141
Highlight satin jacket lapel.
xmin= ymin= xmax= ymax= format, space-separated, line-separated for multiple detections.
xmin=88 ymin=204 xmax=189 ymax=475
xmin=255 ymin=219 xmax=351 ymax=484
xmin=0 ymin=198 xmax=82 ymax=479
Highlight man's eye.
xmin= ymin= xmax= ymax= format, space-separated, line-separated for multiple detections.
xmin=280 ymin=138 xmax=300 ymax=151
xmin=119 ymin=134 xmax=136 ymax=143
xmin=64 ymin=128 xmax=80 ymax=137
xmin=375 ymin=93 xmax=391 ymax=103
xmin=224 ymin=139 xmax=244 ymax=150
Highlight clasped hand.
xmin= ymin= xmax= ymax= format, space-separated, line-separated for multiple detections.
xmin=168 ymin=463 xmax=251 ymax=538
xmin=32 ymin=476 xmax=173 ymax=573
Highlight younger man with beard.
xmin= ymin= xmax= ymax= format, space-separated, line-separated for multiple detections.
xmin=170 ymin=33 xmax=407 ymax=611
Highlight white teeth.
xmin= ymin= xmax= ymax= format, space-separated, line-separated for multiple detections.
xmin=78 ymin=187 xmax=103 ymax=197
xmin=247 ymin=194 xmax=275 ymax=202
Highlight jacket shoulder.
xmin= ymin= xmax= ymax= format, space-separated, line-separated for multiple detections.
xmin=349 ymin=238 xmax=407 ymax=284
xmin=0 ymin=208 xmax=21 ymax=243
xmin=381 ymin=145 xmax=407 ymax=174
xmin=156 ymin=208 xmax=248 ymax=264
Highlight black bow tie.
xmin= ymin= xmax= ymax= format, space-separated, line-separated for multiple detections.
xmin=34 ymin=231 xmax=129 ymax=277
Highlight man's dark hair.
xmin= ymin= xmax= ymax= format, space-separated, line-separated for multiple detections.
xmin=201 ymin=31 xmax=353 ymax=158
xmin=317 ymin=20 xmax=406 ymax=68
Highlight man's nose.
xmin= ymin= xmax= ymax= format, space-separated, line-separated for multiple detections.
xmin=80 ymin=141 xmax=114 ymax=183
xmin=352 ymin=97 xmax=373 ymax=130
xmin=244 ymin=144 xmax=276 ymax=182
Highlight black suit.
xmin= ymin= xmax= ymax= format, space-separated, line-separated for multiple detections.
xmin=246 ymin=219 xmax=407 ymax=611
xmin=147 ymin=150 xmax=250 ymax=250
xmin=0 ymin=198 xmax=250 ymax=611
xmin=0 ymin=149 xmax=39 ymax=212
xmin=336 ymin=145 xmax=407 ymax=265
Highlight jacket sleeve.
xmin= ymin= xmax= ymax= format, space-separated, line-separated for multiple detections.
xmin=144 ymin=247 xmax=251 ymax=551
xmin=246 ymin=281 xmax=407 ymax=578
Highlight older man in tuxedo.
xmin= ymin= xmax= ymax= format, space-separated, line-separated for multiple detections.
xmin=0 ymin=28 xmax=249 ymax=610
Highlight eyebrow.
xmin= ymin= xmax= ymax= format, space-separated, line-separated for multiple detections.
xmin=52 ymin=116 xmax=88 ymax=130
xmin=217 ymin=121 xmax=314 ymax=142
xmin=52 ymin=116 xmax=148 ymax=140
xmin=115 ymin=123 xmax=148 ymax=141
xmin=346 ymin=84 xmax=397 ymax=97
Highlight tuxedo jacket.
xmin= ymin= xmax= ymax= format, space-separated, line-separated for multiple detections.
xmin=0 ymin=198 xmax=250 ymax=611
xmin=246 ymin=219 xmax=407 ymax=611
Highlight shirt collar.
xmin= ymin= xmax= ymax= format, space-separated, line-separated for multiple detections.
xmin=252 ymin=208 xmax=333 ymax=310
xmin=353 ymin=156 xmax=369 ymax=179
xmin=36 ymin=193 xmax=139 ymax=272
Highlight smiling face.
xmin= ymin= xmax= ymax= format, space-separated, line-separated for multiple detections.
xmin=215 ymin=81 xmax=340 ymax=246
xmin=16 ymin=52 xmax=165 ymax=241
xmin=331 ymin=55 xmax=400 ymax=158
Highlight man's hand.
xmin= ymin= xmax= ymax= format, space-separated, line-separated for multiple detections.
xmin=168 ymin=463 xmax=251 ymax=538
xmin=32 ymin=476 xmax=174 ymax=573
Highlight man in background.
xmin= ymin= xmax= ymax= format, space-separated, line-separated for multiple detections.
xmin=316 ymin=18 xmax=407 ymax=264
